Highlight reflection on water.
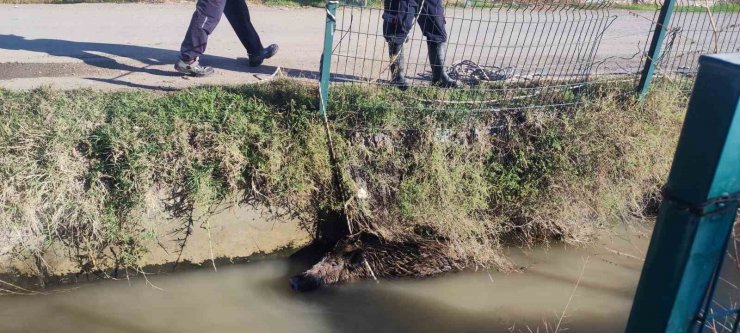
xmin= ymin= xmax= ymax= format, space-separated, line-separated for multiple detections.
xmin=0 ymin=232 xmax=649 ymax=333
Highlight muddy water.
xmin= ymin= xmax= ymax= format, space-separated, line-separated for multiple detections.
xmin=0 ymin=229 xmax=650 ymax=333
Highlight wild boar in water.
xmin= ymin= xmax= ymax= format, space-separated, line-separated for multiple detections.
xmin=289 ymin=231 xmax=462 ymax=292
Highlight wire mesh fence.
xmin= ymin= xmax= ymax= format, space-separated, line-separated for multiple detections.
xmin=638 ymin=0 xmax=740 ymax=84
xmin=322 ymin=0 xmax=739 ymax=112
xmin=328 ymin=0 xmax=616 ymax=113
xmin=695 ymin=224 xmax=740 ymax=333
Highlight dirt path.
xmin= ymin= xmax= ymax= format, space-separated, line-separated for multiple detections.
xmin=0 ymin=4 xmax=675 ymax=90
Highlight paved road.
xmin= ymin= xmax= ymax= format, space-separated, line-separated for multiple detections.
xmin=0 ymin=3 xmax=326 ymax=90
xmin=0 ymin=4 xmax=727 ymax=90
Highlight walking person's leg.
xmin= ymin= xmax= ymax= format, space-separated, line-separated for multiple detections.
xmin=382 ymin=0 xmax=415 ymax=90
xmin=418 ymin=0 xmax=457 ymax=88
xmin=224 ymin=0 xmax=279 ymax=67
xmin=176 ymin=0 xmax=227 ymax=76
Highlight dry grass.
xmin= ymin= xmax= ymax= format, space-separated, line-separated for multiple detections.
xmin=0 ymin=79 xmax=686 ymax=279
xmin=336 ymin=81 xmax=685 ymax=266
xmin=0 ymin=82 xmax=333 ymax=274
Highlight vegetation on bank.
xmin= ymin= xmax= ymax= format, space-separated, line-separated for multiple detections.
xmin=614 ymin=2 xmax=740 ymax=12
xmin=0 ymin=79 xmax=685 ymax=278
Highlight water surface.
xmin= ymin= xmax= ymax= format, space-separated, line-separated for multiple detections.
xmin=0 ymin=231 xmax=650 ymax=333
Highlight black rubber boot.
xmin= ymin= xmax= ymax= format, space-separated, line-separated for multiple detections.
xmin=427 ymin=41 xmax=458 ymax=88
xmin=388 ymin=42 xmax=410 ymax=91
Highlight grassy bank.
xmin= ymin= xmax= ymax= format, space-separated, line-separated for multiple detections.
xmin=0 ymin=79 xmax=685 ymax=278
xmin=614 ymin=2 xmax=740 ymax=12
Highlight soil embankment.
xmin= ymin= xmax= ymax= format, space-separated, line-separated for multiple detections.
xmin=0 ymin=203 xmax=310 ymax=285
xmin=0 ymin=79 xmax=685 ymax=286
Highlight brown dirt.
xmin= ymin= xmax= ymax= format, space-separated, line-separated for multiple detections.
xmin=0 ymin=203 xmax=310 ymax=286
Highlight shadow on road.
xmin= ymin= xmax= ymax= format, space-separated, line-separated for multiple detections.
xmin=0 ymin=34 xmax=320 ymax=89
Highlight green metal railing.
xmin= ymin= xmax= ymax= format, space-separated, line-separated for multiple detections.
xmin=637 ymin=0 xmax=677 ymax=99
xmin=319 ymin=1 xmax=339 ymax=117
xmin=637 ymin=0 xmax=740 ymax=97
xmin=626 ymin=53 xmax=740 ymax=333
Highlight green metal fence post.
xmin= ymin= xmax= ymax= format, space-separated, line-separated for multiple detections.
xmin=319 ymin=1 xmax=338 ymax=117
xmin=637 ymin=0 xmax=678 ymax=99
xmin=625 ymin=53 xmax=740 ymax=333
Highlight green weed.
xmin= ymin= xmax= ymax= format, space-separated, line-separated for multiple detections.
xmin=0 ymin=79 xmax=685 ymax=275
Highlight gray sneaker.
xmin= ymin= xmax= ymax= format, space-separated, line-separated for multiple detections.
xmin=174 ymin=59 xmax=215 ymax=77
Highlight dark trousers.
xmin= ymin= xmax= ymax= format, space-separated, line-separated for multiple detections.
xmin=180 ymin=0 xmax=264 ymax=62
xmin=382 ymin=0 xmax=447 ymax=45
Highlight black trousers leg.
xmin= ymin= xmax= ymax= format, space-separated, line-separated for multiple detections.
xmin=382 ymin=0 xmax=416 ymax=44
xmin=180 ymin=0 xmax=227 ymax=62
xmin=383 ymin=0 xmax=446 ymax=44
xmin=417 ymin=0 xmax=447 ymax=43
xmin=223 ymin=0 xmax=264 ymax=55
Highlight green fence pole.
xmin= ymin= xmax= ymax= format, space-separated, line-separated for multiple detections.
xmin=637 ymin=0 xmax=678 ymax=100
xmin=625 ymin=53 xmax=740 ymax=333
xmin=319 ymin=1 xmax=338 ymax=117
